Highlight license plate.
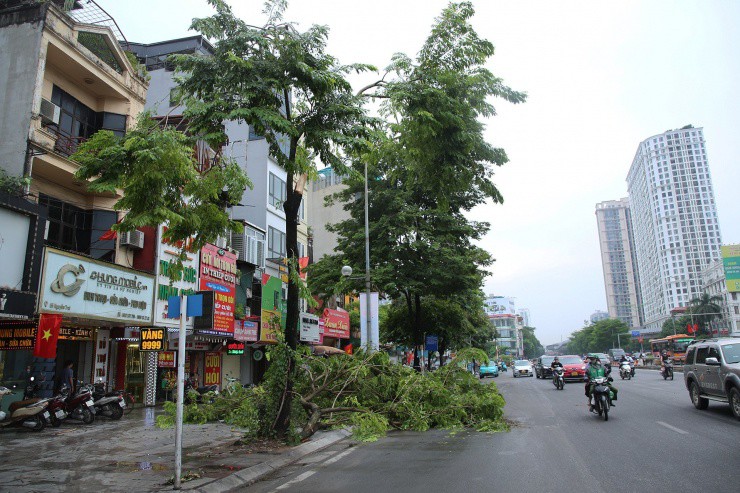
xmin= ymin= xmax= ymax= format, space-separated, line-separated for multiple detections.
xmin=55 ymin=410 xmax=66 ymax=418
xmin=43 ymin=411 xmax=50 ymax=419
xmin=571 ymin=371 xmax=578 ymax=376
xmin=519 ymin=370 xmax=526 ymax=374
xmin=86 ymin=400 xmax=95 ymax=408
xmin=118 ymin=399 xmax=126 ymax=408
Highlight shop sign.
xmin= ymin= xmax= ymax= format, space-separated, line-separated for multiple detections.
xmin=123 ymin=327 xmax=141 ymax=340
xmin=59 ymin=327 xmax=94 ymax=340
xmin=322 ymin=308 xmax=350 ymax=339
xmin=197 ymin=244 xmax=236 ymax=336
xmin=94 ymin=329 xmax=110 ymax=381
xmin=260 ymin=309 xmax=281 ymax=343
xmin=234 ymin=319 xmax=259 ymax=342
xmin=140 ymin=328 xmax=167 ymax=351
xmin=226 ymin=341 xmax=245 ymax=355
xmin=154 ymin=225 xmax=199 ymax=328
xmin=299 ymin=313 xmax=320 ymax=343
xmin=158 ymin=350 xmax=176 ymax=368
xmin=168 ymin=338 xmax=211 ymax=351
xmin=260 ymin=274 xmax=285 ymax=343
xmin=38 ymin=248 xmax=155 ymax=324
xmin=204 ymin=351 xmax=221 ymax=386
xmin=0 ymin=290 xmax=36 ymax=320
xmin=0 ymin=320 xmax=36 ymax=350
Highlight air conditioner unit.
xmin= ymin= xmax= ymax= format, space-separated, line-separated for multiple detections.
xmin=215 ymin=236 xmax=227 ymax=249
xmin=40 ymin=98 xmax=61 ymax=125
xmin=230 ymin=231 xmax=247 ymax=262
xmin=248 ymin=237 xmax=265 ymax=268
xmin=120 ymin=230 xmax=144 ymax=249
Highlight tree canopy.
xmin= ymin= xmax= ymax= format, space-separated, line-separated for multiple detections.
xmin=565 ymin=319 xmax=630 ymax=355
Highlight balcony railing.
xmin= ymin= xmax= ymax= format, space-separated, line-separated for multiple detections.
xmin=45 ymin=126 xmax=87 ymax=157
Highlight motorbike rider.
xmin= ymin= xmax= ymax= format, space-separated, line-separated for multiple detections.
xmin=550 ymin=357 xmax=563 ymax=375
xmin=585 ymin=356 xmax=618 ymax=409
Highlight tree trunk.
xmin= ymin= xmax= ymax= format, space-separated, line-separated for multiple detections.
xmin=439 ymin=337 xmax=447 ymax=366
xmin=412 ymin=293 xmax=422 ymax=371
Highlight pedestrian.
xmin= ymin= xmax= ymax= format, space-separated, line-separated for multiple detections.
xmin=58 ymin=360 xmax=74 ymax=394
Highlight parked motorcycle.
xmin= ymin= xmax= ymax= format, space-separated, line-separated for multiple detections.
xmin=589 ymin=376 xmax=614 ymax=421
xmin=86 ymin=381 xmax=125 ymax=420
xmin=0 ymin=386 xmax=50 ymax=431
xmin=46 ymin=392 xmax=69 ymax=427
xmin=619 ymin=361 xmax=632 ymax=380
xmin=552 ymin=367 xmax=565 ymax=390
xmin=183 ymin=381 xmax=219 ymax=404
xmin=23 ymin=376 xmax=42 ymax=400
xmin=59 ymin=383 xmax=96 ymax=424
xmin=661 ymin=359 xmax=674 ymax=380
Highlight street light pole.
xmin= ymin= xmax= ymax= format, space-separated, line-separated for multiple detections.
xmin=363 ymin=160 xmax=372 ymax=352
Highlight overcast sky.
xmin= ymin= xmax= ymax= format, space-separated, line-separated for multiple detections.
xmin=101 ymin=0 xmax=740 ymax=345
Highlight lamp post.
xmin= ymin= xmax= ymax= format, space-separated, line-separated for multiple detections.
xmin=341 ymin=263 xmax=373 ymax=352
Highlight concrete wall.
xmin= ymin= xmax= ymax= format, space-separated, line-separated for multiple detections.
xmin=0 ymin=18 xmax=43 ymax=177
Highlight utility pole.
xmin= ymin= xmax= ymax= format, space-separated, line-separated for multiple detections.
xmin=363 ymin=160 xmax=372 ymax=352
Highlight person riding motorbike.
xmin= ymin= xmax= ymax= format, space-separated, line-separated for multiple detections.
xmin=585 ymin=357 xmax=618 ymax=409
xmin=550 ymin=357 xmax=563 ymax=370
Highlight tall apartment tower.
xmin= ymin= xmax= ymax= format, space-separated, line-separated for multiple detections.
xmin=595 ymin=198 xmax=643 ymax=328
xmin=627 ymin=126 xmax=722 ymax=333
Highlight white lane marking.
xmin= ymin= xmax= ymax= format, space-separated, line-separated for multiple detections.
xmin=656 ymin=421 xmax=689 ymax=435
xmin=270 ymin=447 xmax=356 ymax=492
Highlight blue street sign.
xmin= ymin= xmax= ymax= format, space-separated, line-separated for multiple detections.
xmin=425 ymin=335 xmax=438 ymax=352
xmin=631 ymin=330 xmax=640 ymax=337
xmin=167 ymin=296 xmax=180 ymax=319
xmin=186 ymin=294 xmax=203 ymax=317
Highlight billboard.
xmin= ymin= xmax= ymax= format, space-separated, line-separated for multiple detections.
xmin=260 ymin=274 xmax=284 ymax=343
xmin=154 ymin=225 xmax=198 ymax=328
xmin=198 ymin=243 xmax=237 ymax=336
xmin=722 ymin=245 xmax=740 ymax=293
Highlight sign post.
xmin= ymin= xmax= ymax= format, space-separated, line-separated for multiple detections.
xmin=174 ymin=291 xmax=186 ymax=489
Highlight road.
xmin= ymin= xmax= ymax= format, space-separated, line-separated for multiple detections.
xmin=246 ymin=368 xmax=740 ymax=493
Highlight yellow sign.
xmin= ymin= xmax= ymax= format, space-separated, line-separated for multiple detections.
xmin=140 ymin=328 xmax=166 ymax=351
xmin=260 ymin=309 xmax=281 ymax=344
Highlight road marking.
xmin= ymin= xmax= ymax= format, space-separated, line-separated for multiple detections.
xmin=656 ymin=421 xmax=689 ymax=435
xmin=271 ymin=447 xmax=356 ymax=492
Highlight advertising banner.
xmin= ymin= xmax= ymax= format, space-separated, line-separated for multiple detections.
xmin=198 ymin=244 xmax=237 ymax=336
xmin=93 ymin=328 xmax=110 ymax=381
xmin=38 ymin=248 xmax=155 ymax=324
xmin=154 ymin=225 xmax=198 ymax=328
xmin=158 ymin=351 xmax=176 ymax=368
xmin=0 ymin=320 xmax=36 ymax=350
xmin=168 ymin=338 xmax=211 ymax=351
xmin=299 ymin=312 xmax=320 ymax=343
xmin=204 ymin=351 xmax=221 ymax=387
xmin=260 ymin=274 xmax=284 ymax=343
xmin=322 ymin=308 xmax=350 ymax=339
xmin=226 ymin=341 xmax=245 ymax=355
xmin=721 ymin=245 xmax=740 ymax=293
xmin=0 ymin=290 xmax=36 ymax=320
xmin=140 ymin=327 xmax=167 ymax=352
xmin=234 ymin=319 xmax=259 ymax=342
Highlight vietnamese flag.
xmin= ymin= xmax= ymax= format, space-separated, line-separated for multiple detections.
xmin=33 ymin=314 xmax=63 ymax=359
xmin=686 ymin=323 xmax=694 ymax=334
xmin=343 ymin=343 xmax=353 ymax=355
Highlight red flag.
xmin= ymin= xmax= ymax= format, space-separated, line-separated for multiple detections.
xmin=33 ymin=314 xmax=62 ymax=359
xmin=686 ymin=323 xmax=694 ymax=334
xmin=343 ymin=343 xmax=353 ymax=355
xmin=298 ymin=256 xmax=309 ymax=280
xmin=693 ymin=323 xmax=700 ymax=334
xmin=99 ymin=228 xmax=117 ymax=241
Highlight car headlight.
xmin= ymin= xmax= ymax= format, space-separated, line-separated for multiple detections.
xmin=581 ymin=366 xmax=586 ymax=370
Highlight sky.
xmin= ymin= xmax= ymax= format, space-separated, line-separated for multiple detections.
xmin=100 ymin=0 xmax=740 ymax=345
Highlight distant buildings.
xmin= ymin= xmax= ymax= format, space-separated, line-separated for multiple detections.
xmin=590 ymin=310 xmax=610 ymax=324
xmin=595 ymin=198 xmax=643 ymax=328
xmin=597 ymin=126 xmax=724 ymax=334
xmin=484 ymin=295 xmax=523 ymax=357
xmin=701 ymin=255 xmax=740 ymax=336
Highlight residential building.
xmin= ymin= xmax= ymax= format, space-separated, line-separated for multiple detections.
xmin=701 ymin=257 xmax=740 ymax=336
xmin=517 ymin=308 xmax=531 ymax=328
xmin=595 ymin=198 xmax=643 ymax=328
xmin=627 ymin=126 xmax=722 ymax=333
xmin=306 ymin=167 xmax=350 ymax=262
xmin=0 ymin=0 xmax=150 ymax=398
xmin=590 ymin=310 xmax=610 ymax=324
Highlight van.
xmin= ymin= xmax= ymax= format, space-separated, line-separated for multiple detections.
xmin=608 ymin=348 xmax=626 ymax=364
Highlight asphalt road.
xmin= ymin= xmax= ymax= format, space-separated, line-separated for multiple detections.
xmin=245 ymin=368 xmax=740 ymax=493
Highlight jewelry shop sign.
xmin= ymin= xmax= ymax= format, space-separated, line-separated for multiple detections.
xmin=39 ymin=248 xmax=155 ymax=324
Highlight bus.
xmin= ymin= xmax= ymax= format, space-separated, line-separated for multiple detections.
xmin=649 ymin=334 xmax=695 ymax=363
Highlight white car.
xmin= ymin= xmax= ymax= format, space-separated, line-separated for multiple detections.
xmin=513 ymin=359 xmax=534 ymax=378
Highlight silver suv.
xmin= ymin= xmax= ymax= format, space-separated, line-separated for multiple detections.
xmin=683 ymin=337 xmax=740 ymax=420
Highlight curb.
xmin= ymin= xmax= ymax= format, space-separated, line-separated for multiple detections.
xmin=182 ymin=428 xmax=352 ymax=493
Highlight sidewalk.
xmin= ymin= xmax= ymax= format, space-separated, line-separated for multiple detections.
xmin=0 ymin=406 xmax=350 ymax=492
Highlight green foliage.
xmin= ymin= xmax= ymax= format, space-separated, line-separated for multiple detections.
xmin=72 ymin=113 xmax=251 ymax=274
xmin=521 ymin=326 xmax=545 ymax=359
xmin=0 ymin=168 xmax=30 ymax=195
xmin=688 ymin=293 xmax=724 ymax=335
xmin=565 ymin=319 xmax=630 ymax=355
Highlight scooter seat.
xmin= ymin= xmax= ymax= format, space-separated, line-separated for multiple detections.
xmin=9 ymin=398 xmax=42 ymax=413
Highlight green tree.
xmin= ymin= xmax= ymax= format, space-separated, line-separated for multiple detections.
xmin=172 ymin=0 xmax=375 ymax=437
xmin=73 ymin=114 xmax=250 ymax=260
xmin=689 ymin=293 xmax=724 ymax=335
xmin=564 ymin=319 xmax=630 ymax=354
xmin=521 ymin=326 xmax=544 ymax=359
xmin=660 ymin=315 xmax=693 ymax=338
xmin=308 ymin=1 xmax=525 ymax=367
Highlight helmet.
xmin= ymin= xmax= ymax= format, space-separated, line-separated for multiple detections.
xmin=553 ymin=356 xmax=559 ymax=360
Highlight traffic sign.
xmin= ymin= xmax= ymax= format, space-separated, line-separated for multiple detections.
xmin=631 ymin=330 xmax=640 ymax=337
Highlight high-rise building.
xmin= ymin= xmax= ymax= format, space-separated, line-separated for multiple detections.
xmin=595 ymin=198 xmax=643 ymax=328
xmin=590 ymin=310 xmax=610 ymax=324
xmin=627 ymin=126 xmax=722 ymax=333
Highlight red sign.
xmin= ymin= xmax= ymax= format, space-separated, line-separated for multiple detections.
xmin=637 ymin=336 xmax=644 ymax=344
xmin=199 ymin=243 xmax=237 ymax=336
xmin=322 ymin=308 xmax=350 ymax=339
xmin=158 ymin=351 xmax=176 ymax=368
xmin=204 ymin=351 xmax=221 ymax=387
xmin=234 ymin=320 xmax=259 ymax=342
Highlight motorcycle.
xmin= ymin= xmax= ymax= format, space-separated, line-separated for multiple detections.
xmin=589 ymin=376 xmax=614 ymax=421
xmin=23 ymin=376 xmax=42 ymax=400
xmin=552 ymin=367 xmax=565 ymax=390
xmin=182 ymin=380 xmax=219 ymax=404
xmin=85 ymin=381 xmax=126 ymax=420
xmin=661 ymin=359 xmax=674 ymax=380
xmin=619 ymin=361 xmax=632 ymax=380
xmin=499 ymin=362 xmax=507 ymax=372
xmin=59 ymin=382 xmax=96 ymax=424
xmin=0 ymin=386 xmax=50 ymax=431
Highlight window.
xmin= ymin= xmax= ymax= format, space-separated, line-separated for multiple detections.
xmin=695 ymin=347 xmax=708 ymax=365
xmin=707 ymin=346 xmax=721 ymax=362
xmin=269 ymin=173 xmax=287 ymax=209
xmin=268 ymin=226 xmax=285 ymax=260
